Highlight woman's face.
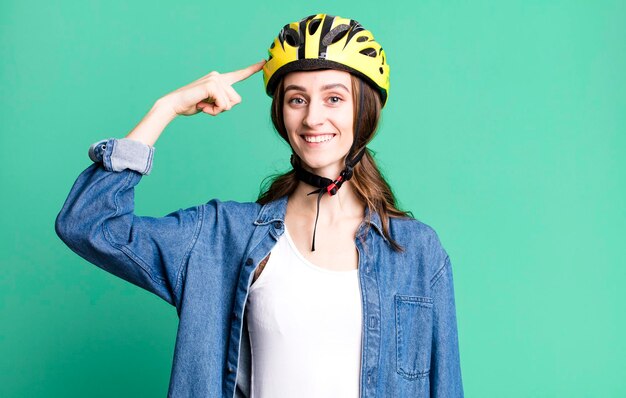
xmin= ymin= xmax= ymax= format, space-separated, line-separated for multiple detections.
xmin=282 ymin=69 xmax=354 ymax=179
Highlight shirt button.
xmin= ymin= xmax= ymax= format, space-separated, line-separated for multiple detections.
xmin=228 ymin=365 xmax=234 ymax=373
xmin=246 ymin=258 xmax=253 ymax=266
xmin=273 ymin=221 xmax=282 ymax=229
xmin=367 ymin=368 xmax=375 ymax=384
xmin=233 ymin=312 xmax=238 ymax=320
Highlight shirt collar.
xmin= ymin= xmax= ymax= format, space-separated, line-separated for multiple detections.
xmin=253 ymin=195 xmax=289 ymax=226
xmin=254 ymin=195 xmax=387 ymax=243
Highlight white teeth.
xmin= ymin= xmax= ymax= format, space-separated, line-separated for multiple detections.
xmin=303 ymin=134 xmax=334 ymax=143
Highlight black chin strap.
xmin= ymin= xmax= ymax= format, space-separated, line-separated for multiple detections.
xmin=291 ymin=148 xmax=366 ymax=251
xmin=291 ymin=79 xmax=366 ymax=252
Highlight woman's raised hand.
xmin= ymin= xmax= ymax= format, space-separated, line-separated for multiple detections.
xmin=125 ymin=60 xmax=266 ymax=147
xmin=160 ymin=60 xmax=266 ymax=117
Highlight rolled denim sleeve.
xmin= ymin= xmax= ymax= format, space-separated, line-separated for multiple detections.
xmin=430 ymin=256 xmax=464 ymax=397
xmin=88 ymin=138 xmax=155 ymax=175
xmin=55 ymin=142 xmax=202 ymax=309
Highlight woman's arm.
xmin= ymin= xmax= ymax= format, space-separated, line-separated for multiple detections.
xmin=55 ymin=61 xmax=265 ymax=308
xmin=430 ymin=256 xmax=464 ymax=397
xmin=55 ymin=157 xmax=202 ymax=308
xmin=126 ymin=60 xmax=266 ymax=146
xmin=124 ymin=99 xmax=177 ymax=146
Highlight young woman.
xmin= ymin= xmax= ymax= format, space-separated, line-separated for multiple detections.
xmin=56 ymin=13 xmax=463 ymax=398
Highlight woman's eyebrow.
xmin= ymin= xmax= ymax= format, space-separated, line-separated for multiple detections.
xmin=284 ymin=84 xmax=306 ymax=93
xmin=284 ymin=83 xmax=350 ymax=93
xmin=321 ymin=83 xmax=350 ymax=92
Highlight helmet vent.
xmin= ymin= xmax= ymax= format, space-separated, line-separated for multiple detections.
xmin=322 ymin=24 xmax=350 ymax=46
xmin=356 ymin=36 xmax=369 ymax=43
xmin=283 ymin=28 xmax=301 ymax=47
xmin=359 ymin=48 xmax=377 ymax=57
xmin=308 ymin=18 xmax=322 ymax=35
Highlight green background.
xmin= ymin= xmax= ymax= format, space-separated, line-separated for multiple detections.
xmin=2 ymin=0 xmax=625 ymax=396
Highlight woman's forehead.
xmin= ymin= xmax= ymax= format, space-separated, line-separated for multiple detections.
xmin=283 ymin=69 xmax=352 ymax=91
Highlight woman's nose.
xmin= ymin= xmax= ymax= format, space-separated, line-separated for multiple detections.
xmin=302 ymin=101 xmax=325 ymax=128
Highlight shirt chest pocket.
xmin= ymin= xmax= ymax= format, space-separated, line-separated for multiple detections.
xmin=395 ymin=294 xmax=434 ymax=380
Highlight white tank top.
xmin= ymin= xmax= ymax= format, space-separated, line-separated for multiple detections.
xmin=245 ymin=226 xmax=363 ymax=398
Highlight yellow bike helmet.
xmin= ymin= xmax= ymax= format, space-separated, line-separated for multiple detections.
xmin=263 ymin=13 xmax=390 ymax=106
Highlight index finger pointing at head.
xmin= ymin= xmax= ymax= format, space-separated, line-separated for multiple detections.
xmin=223 ymin=60 xmax=266 ymax=85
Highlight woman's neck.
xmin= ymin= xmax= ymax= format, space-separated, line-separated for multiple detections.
xmin=288 ymin=180 xmax=365 ymax=224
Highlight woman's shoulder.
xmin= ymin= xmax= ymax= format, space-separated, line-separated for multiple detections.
xmin=388 ymin=215 xmax=449 ymax=264
xmin=389 ymin=215 xmax=441 ymax=241
xmin=200 ymin=196 xmax=288 ymax=224
xmin=201 ymin=197 xmax=262 ymax=216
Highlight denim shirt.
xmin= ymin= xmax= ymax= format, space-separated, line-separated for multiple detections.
xmin=55 ymin=138 xmax=463 ymax=397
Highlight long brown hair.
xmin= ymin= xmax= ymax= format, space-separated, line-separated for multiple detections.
xmin=257 ymin=73 xmax=412 ymax=251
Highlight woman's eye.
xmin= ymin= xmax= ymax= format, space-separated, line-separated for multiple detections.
xmin=329 ymin=96 xmax=342 ymax=104
xmin=289 ymin=97 xmax=305 ymax=105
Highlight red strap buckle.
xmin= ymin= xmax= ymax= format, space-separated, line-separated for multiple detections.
xmin=326 ymin=183 xmax=337 ymax=195
xmin=326 ymin=175 xmax=344 ymax=195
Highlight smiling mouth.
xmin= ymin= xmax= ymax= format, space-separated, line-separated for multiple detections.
xmin=301 ymin=134 xmax=336 ymax=144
